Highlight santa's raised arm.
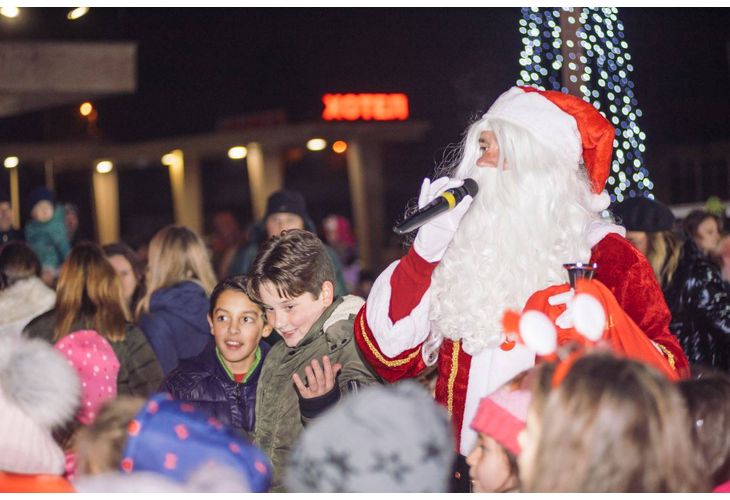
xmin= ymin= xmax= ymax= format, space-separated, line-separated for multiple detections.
xmin=353 ymin=86 xmax=688 ymax=480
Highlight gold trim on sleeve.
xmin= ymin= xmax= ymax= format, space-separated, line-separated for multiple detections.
xmin=447 ymin=341 xmax=460 ymax=417
xmin=358 ymin=314 xmax=422 ymax=367
xmin=655 ymin=343 xmax=677 ymax=370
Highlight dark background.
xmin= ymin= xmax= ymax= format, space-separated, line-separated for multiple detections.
xmin=1 ymin=7 xmax=728 ymax=243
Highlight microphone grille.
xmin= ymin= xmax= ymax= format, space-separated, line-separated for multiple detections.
xmin=462 ymin=178 xmax=479 ymax=196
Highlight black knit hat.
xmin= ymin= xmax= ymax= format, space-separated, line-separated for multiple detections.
xmin=27 ymin=186 xmax=55 ymax=212
xmin=264 ymin=189 xmax=308 ymax=220
xmin=611 ymin=197 xmax=675 ymax=233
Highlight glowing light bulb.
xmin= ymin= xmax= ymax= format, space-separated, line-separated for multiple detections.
xmin=0 ymin=7 xmax=19 ymax=18
xmin=3 ymin=156 xmax=19 ymax=169
xmin=306 ymin=138 xmax=327 ymax=152
xmin=80 ymin=102 xmax=93 ymax=116
xmin=67 ymin=7 xmax=89 ymax=20
xmin=96 ymin=160 xmax=113 ymax=174
xmin=227 ymin=146 xmax=247 ymax=160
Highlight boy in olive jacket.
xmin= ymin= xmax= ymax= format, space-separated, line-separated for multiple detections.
xmin=249 ymin=229 xmax=381 ymax=491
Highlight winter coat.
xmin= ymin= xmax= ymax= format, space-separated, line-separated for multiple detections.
xmin=24 ymin=205 xmax=70 ymax=271
xmin=162 ymin=339 xmax=271 ymax=435
xmin=253 ymin=295 xmax=382 ymax=491
xmin=0 ymin=228 xmax=23 ymax=246
xmin=663 ymin=238 xmax=730 ymax=372
xmin=24 ymin=309 xmax=164 ymax=397
xmin=227 ymin=219 xmax=348 ymax=297
xmin=0 ymin=276 xmax=55 ymax=337
xmin=0 ymin=472 xmax=75 ymax=493
xmin=138 ymin=280 xmax=211 ymax=374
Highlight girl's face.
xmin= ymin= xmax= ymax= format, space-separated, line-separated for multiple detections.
xmin=517 ymin=408 xmax=541 ymax=487
xmin=625 ymin=230 xmax=649 ymax=257
xmin=466 ymin=433 xmax=518 ymax=493
xmin=695 ymin=217 xmax=721 ymax=255
xmin=108 ymin=254 xmax=137 ymax=303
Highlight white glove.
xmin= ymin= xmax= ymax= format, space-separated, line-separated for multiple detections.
xmin=413 ymin=177 xmax=474 ymax=262
xmin=548 ymin=289 xmax=575 ymax=329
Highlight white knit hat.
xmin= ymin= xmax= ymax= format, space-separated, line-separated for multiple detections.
xmin=0 ymin=335 xmax=80 ymax=475
xmin=484 ymin=86 xmax=615 ymax=211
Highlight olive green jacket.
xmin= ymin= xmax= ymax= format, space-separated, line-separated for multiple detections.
xmin=252 ymin=295 xmax=381 ymax=491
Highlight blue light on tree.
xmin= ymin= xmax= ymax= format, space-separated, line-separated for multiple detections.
xmin=516 ymin=7 xmax=653 ymax=202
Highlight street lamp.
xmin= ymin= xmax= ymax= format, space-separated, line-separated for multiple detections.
xmin=67 ymin=7 xmax=89 ymax=20
xmin=95 ymin=160 xmax=113 ymax=174
xmin=227 ymin=146 xmax=248 ymax=160
xmin=0 ymin=7 xmax=20 ymax=18
xmin=3 ymin=156 xmax=19 ymax=169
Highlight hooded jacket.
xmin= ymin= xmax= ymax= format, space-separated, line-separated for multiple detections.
xmin=663 ymin=238 xmax=730 ymax=372
xmin=138 ymin=280 xmax=211 ymax=374
xmin=252 ymin=294 xmax=382 ymax=491
xmin=0 ymin=276 xmax=55 ymax=337
xmin=24 ymin=204 xmax=70 ymax=271
xmin=163 ymin=339 xmax=271 ymax=435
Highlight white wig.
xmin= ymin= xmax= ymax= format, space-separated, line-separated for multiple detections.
xmin=428 ymin=115 xmax=602 ymax=355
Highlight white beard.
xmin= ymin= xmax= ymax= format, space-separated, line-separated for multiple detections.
xmin=429 ymin=162 xmax=597 ymax=356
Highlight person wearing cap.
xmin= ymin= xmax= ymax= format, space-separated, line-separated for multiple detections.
xmin=353 ymin=86 xmax=688 ymax=491
xmin=227 ymin=189 xmax=347 ymax=298
xmin=0 ymin=190 xmax=22 ymax=247
xmin=466 ymin=371 xmax=532 ymax=493
xmin=612 ymin=196 xmax=730 ymax=372
xmin=285 ymin=381 xmax=454 ymax=493
xmin=73 ymin=393 xmax=272 ymax=493
xmin=24 ymin=186 xmax=70 ymax=286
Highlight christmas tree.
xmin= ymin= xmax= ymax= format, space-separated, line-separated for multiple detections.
xmin=516 ymin=7 xmax=653 ymax=202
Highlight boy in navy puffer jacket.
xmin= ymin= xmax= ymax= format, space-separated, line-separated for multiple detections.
xmin=163 ymin=275 xmax=271 ymax=436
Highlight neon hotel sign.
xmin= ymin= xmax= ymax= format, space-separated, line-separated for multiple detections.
xmin=322 ymin=93 xmax=409 ymax=121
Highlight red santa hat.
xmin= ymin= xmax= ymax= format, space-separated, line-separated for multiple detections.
xmin=483 ymin=86 xmax=615 ymax=211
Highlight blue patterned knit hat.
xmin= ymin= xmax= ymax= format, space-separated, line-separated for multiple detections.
xmin=120 ymin=393 xmax=272 ymax=492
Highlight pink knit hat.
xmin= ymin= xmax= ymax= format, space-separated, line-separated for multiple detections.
xmin=54 ymin=330 xmax=120 ymax=425
xmin=470 ymin=385 xmax=531 ymax=456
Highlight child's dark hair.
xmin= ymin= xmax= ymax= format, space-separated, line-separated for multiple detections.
xmin=249 ymin=229 xmax=335 ymax=301
xmin=0 ymin=241 xmax=41 ymax=284
xmin=678 ymin=372 xmax=730 ymax=487
xmin=209 ymin=274 xmax=265 ymax=317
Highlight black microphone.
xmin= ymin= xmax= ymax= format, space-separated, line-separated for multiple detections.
xmin=393 ymin=178 xmax=479 ymax=235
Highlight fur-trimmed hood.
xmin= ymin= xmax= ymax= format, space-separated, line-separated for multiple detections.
xmin=0 ymin=276 xmax=56 ymax=337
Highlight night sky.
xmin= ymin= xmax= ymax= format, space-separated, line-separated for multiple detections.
xmin=1 ymin=7 xmax=728 ymax=146
xmin=0 ymin=7 xmax=729 ymax=244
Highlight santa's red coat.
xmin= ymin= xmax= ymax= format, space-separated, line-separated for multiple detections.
xmin=354 ymin=233 xmax=688 ymax=454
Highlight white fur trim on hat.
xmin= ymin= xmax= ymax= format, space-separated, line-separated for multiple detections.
xmin=0 ymin=386 xmax=66 ymax=475
xmin=483 ymin=87 xmax=582 ymax=165
xmin=0 ymin=336 xmax=80 ymax=475
xmin=0 ymin=335 xmax=80 ymax=429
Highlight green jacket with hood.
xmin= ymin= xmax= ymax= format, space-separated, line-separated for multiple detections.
xmin=252 ymin=294 xmax=381 ymax=491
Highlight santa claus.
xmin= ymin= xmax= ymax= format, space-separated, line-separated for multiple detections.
xmin=353 ymin=86 xmax=688 ymax=485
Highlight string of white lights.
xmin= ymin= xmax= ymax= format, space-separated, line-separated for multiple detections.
xmin=516 ymin=7 xmax=654 ymax=202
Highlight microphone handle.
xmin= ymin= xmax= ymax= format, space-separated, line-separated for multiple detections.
xmin=392 ymin=198 xmax=451 ymax=235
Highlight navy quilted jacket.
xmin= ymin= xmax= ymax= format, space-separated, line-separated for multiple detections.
xmin=162 ymin=339 xmax=270 ymax=434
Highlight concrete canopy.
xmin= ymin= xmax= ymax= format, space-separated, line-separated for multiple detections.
xmin=0 ymin=41 xmax=136 ymax=117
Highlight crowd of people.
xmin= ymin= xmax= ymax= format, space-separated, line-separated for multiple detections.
xmin=1 ymin=85 xmax=730 ymax=493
